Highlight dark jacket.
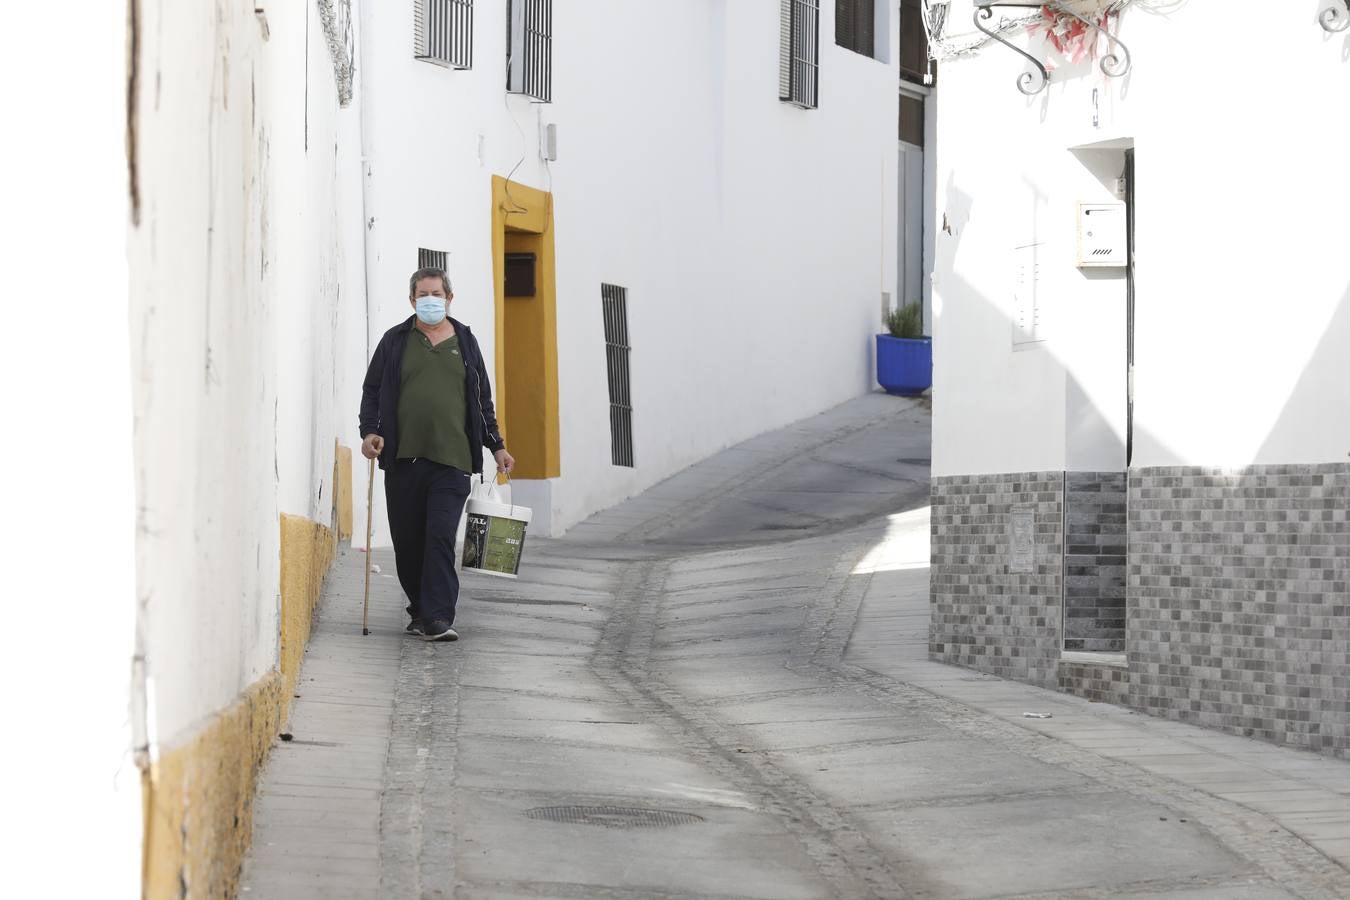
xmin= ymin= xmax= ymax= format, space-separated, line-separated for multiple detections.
xmin=359 ymin=315 xmax=506 ymax=473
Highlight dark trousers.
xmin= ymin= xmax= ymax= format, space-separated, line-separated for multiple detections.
xmin=384 ymin=458 xmax=470 ymax=625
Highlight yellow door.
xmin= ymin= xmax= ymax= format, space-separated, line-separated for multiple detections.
xmin=490 ymin=176 xmax=560 ymax=480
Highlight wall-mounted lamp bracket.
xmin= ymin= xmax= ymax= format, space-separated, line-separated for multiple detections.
xmin=973 ymin=2 xmax=1050 ymax=95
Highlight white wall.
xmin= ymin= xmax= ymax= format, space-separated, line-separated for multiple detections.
xmin=2 ymin=5 xmax=142 ymax=896
xmin=128 ymin=0 xmax=277 ymax=754
xmin=273 ymin=1 xmax=366 ymax=526
xmin=1127 ymin=6 xmax=1349 ymax=468
xmin=128 ymin=0 xmax=365 ymax=750
xmin=359 ymin=0 xmax=901 ymax=538
xmin=932 ymin=0 xmax=1350 ymax=476
xmin=922 ymin=85 xmax=938 ymax=333
xmin=6 ymin=3 xmax=363 ymax=891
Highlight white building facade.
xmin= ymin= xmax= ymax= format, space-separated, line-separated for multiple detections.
xmin=10 ymin=1 xmax=368 ymax=897
xmin=357 ymin=0 xmax=904 ymax=539
xmin=928 ymin=0 xmax=1350 ymax=756
xmin=129 ymin=1 xmax=370 ymax=895
xmin=9 ymin=2 xmax=907 ymax=896
xmin=3 ymin=3 xmax=143 ymax=896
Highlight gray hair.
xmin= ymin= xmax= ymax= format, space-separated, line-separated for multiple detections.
xmin=409 ymin=267 xmax=453 ymax=297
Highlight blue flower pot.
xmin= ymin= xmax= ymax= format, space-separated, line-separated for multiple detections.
xmin=876 ymin=334 xmax=932 ymax=396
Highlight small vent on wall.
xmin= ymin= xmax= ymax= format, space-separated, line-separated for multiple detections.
xmin=601 ymin=284 xmax=634 ymax=468
xmin=418 ymin=248 xmax=449 ymax=272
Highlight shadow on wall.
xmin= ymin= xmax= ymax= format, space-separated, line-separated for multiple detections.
xmin=933 ymin=171 xmax=1350 ymax=472
xmin=934 ymin=169 xmax=1184 ymax=468
xmin=930 ymin=171 xmax=1155 ymax=693
xmin=1256 ymin=286 xmax=1350 ymax=463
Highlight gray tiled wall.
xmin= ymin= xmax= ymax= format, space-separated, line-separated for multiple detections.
xmin=1058 ymin=660 xmax=1130 ymax=706
xmin=930 ymin=473 xmax=1064 ymax=689
xmin=1064 ymin=472 xmax=1128 ymax=652
xmin=1129 ymin=464 xmax=1350 ymax=757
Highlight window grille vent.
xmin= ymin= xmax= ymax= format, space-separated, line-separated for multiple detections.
xmin=414 ymin=0 xmax=473 ymax=70
xmin=779 ymin=0 xmax=820 ymax=109
xmin=418 ymin=248 xmax=448 ymax=272
xmin=601 ymin=284 xmax=634 ymax=468
xmin=507 ymin=0 xmax=552 ymax=102
xmin=835 ymin=0 xmax=875 ymax=58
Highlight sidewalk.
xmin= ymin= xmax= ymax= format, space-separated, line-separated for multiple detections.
xmin=240 ymin=548 xmax=403 ymax=897
xmin=241 ymin=392 xmax=1350 ymax=899
xmin=848 ymin=545 xmax=1350 ymax=875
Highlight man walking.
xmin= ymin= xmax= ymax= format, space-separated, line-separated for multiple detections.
xmin=359 ymin=266 xmax=514 ymax=641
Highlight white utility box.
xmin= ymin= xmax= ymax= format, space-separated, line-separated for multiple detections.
xmin=1076 ymin=202 xmax=1127 ymax=268
xmin=541 ymin=123 xmax=558 ymax=161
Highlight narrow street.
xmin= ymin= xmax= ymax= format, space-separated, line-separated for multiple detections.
xmin=241 ymin=394 xmax=1350 ymax=900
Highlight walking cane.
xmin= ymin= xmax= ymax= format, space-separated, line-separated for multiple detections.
xmin=361 ymin=457 xmax=375 ymax=636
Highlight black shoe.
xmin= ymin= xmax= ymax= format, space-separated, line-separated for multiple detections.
xmin=405 ymin=619 xmax=424 ymax=636
xmin=422 ymin=619 xmax=458 ymax=642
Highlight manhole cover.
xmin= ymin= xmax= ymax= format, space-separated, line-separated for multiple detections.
xmin=525 ymin=806 xmax=704 ymax=829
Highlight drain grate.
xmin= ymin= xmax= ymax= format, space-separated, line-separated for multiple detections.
xmin=525 ymin=806 xmax=704 ymax=829
xmin=898 ymin=457 xmax=931 ymax=465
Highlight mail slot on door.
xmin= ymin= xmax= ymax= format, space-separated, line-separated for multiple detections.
xmin=1077 ymin=202 xmax=1126 ymax=268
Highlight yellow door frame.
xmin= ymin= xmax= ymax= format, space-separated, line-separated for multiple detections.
xmin=490 ymin=175 xmax=560 ymax=479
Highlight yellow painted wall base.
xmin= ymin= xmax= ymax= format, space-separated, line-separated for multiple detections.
xmin=279 ymin=513 xmax=337 ymax=696
xmin=142 ymin=670 xmax=284 ymax=900
xmin=335 ymin=442 xmax=353 ymax=541
xmin=142 ymin=509 xmax=336 ymax=898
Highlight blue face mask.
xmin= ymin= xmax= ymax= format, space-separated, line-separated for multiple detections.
xmin=415 ymin=296 xmax=447 ymax=326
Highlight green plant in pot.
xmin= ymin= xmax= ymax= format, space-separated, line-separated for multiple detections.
xmin=876 ymin=302 xmax=931 ymax=396
xmin=884 ymin=302 xmax=924 ymax=339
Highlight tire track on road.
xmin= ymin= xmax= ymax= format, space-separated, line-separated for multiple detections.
xmin=589 ymin=556 xmax=943 ymax=900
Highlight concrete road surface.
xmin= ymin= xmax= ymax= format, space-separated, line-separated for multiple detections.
xmin=242 ymin=393 xmax=1350 ymax=900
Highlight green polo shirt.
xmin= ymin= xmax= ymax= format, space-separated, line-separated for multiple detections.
xmin=397 ymin=329 xmax=475 ymax=472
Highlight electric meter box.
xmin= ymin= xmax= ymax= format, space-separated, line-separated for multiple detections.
xmin=1076 ymin=202 xmax=1126 ymax=268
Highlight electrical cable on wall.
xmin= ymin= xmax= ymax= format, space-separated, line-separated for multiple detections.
xmin=501 ymin=46 xmax=530 ymax=218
